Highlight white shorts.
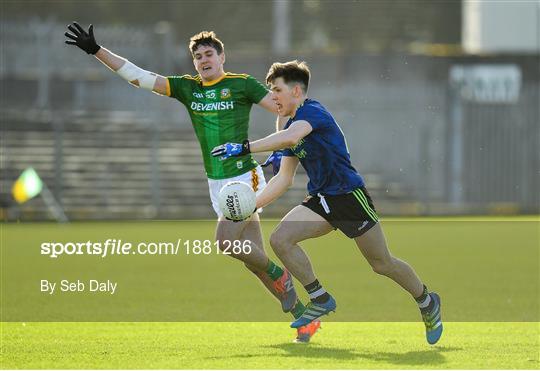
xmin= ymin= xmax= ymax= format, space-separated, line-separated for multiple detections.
xmin=207 ymin=166 xmax=267 ymax=217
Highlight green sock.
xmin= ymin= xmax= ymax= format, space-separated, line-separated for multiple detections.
xmin=291 ymin=301 xmax=306 ymax=319
xmin=265 ymin=260 xmax=284 ymax=281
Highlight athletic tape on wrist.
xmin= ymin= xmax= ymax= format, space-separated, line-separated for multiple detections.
xmin=116 ymin=60 xmax=157 ymax=91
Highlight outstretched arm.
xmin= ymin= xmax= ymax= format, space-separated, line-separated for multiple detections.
xmin=65 ymin=22 xmax=169 ymax=96
xmin=211 ymin=120 xmax=312 ymax=159
xmin=256 ymin=156 xmax=299 ymax=209
xmin=249 ymin=120 xmax=312 ymax=153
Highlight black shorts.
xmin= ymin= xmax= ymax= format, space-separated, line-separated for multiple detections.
xmin=302 ymin=187 xmax=379 ymax=238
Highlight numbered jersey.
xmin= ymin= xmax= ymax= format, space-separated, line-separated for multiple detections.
xmin=168 ymin=73 xmax=268 ymax=179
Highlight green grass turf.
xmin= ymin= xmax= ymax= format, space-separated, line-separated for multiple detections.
xmin=1 ymin=322 xmax=539 ymax=369
xmin=2 ymin=219 xmax=537 ymax=321
xmin=1 ymin=217 xmax=539 ymax=368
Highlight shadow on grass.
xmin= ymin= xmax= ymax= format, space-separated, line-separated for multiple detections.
xmin=203 ymin=343 xmax=462 ymax=367
xmin=354 ymin=346 xmax=463 ymax=366
xmin=268 ymin=343 xmax=462 ymax=366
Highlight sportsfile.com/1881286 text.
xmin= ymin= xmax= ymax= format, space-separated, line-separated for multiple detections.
xmin=40 ymin=239 xmax=253 ymax=258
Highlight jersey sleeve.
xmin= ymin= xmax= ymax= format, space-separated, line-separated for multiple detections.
xmin=282 ymin=148 xmax=295 ymax=157
xmin=167 ymin=75 xmax=193 ymax=104
xmin=245 ymin=75 xmax=269 ymax=104
xmin=296 ymin=105 xmax=326 ymax=132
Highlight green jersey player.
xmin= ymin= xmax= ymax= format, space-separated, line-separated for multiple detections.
xmin=65 ymin=22 xmax=320 ymax=342
xmin=168 ymin=72 xmax=265 ymax=179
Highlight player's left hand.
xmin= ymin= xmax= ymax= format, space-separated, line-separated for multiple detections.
xmin=64 ymin=22 xmax=101 ymax=55
xmin=211 ymin=140 xmax=250 ymax=160
xmin=261 ymin=150 xmax=283 ymax=175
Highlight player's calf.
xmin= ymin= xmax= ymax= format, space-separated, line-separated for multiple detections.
xmin=269 ymin=228 xmax=293 ymax=256
xmin=268 ymin=265 xmax=298 ymax=313
xmin=370 ymin=259 xmax=395 ymax=276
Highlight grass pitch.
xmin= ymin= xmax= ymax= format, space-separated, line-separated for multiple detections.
xmin=1 ymin=217 xmax=539 ymax=368
xmin=1 ymin=322 xmax=539 ymax=369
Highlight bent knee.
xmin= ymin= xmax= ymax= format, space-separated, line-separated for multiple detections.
xmin=214 ymin=233 xmax=227 ymax=249
xmin=215 ymin=229 xmax=238 ymax=248
xmin=215 ymin=233 xmax=235 ymax=253
xmin=269 ymin=231 xmax=292 ymax=253
xmin=370 ymin=258 xmax=396 ymax=276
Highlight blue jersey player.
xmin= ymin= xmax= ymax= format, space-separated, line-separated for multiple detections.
xmin=212 ymin=60 xmax=443 ymax=345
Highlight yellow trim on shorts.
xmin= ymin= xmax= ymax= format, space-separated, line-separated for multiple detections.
xmin=352 ymin=189 xmax=379 ymax=222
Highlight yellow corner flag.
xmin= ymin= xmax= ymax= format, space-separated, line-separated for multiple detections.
xmin=12 ymin=168 xmax=43 ymax=204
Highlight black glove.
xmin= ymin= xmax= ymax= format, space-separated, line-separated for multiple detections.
xmin=64 ymin=22 xmax=101 ymax=55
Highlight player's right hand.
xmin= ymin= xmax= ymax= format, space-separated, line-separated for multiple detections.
xmin=261 ymin=150 xmax=283 ymax=175
xmin=64 ymin=22 xmax=101 ymax=55
xmin=225 ymin=207 xmax=258 ymax=222
xmin=211 ymin=140 xmax=251 ymax=160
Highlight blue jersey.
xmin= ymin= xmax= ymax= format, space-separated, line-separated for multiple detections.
xmin=283 ymin=99 xmax=364 ymax=195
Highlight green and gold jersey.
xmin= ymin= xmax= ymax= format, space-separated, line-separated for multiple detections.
xmin=167 ymin=72 xmax=269 ymax=179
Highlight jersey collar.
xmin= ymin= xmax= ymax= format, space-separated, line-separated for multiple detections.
xmin=291 ymin=98 xmax=309 ymax=121
xmin=201 ymin=73 xmax=226 ymax=87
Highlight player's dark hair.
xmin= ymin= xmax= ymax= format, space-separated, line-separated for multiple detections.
xmin=189 ymin=31 xmax=224 ymax=56
xmin=266 ymin=60 xmax=310 ymax=93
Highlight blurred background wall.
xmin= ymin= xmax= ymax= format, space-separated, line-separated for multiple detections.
xmin=1 ymin=0 xmax=538 ymax=220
